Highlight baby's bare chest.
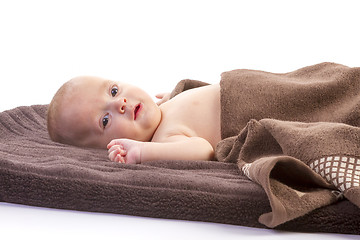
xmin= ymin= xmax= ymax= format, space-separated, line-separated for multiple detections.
xmin=153 ymin=84 xmax=221 ymax=147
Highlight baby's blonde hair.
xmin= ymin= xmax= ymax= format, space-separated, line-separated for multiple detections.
xmin=47 ymin=80 xmax=76 ymax=145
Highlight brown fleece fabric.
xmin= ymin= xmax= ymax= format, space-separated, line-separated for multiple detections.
xmin=216 ymin=120 xmax=360 ymax=227
xmin=0 ymin=63 xmax=359 ymax=235
xmin=213 ymin=62 xmax=360 ymax=227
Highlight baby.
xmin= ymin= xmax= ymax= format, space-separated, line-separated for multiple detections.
xmin=47 ymin=63 xmax=359 ymax=165
xmin=47 ymin=76 xmax=221 ymax=164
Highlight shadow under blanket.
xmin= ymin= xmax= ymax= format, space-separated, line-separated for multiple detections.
xmin=0 ymin=62 xmax=359 ymax=235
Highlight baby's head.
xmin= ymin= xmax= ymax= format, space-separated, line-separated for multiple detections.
xmin=47 ymin=76 xmax=161 ymax=148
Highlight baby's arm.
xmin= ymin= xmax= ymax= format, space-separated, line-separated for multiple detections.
xmin=107 ymin=136 xmax=214 ymax=164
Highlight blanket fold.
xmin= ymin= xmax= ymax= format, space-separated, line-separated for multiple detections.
xmin=213 ymin=62 xmax=360 ymax=227
xmin=216 ymin=119 xmax=360 ymax=227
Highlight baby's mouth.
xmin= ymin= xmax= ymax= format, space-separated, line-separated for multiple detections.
xmin=134 ymin=103 xmax=142 ymax=120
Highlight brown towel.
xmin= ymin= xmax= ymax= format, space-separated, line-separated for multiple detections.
xmin=217 ymin=119 xmax=360 ymax=227
xmin=213 ymin=62 xmax=360 ymax=227
xmin=219 ymin=62 xmax=360 ymax=139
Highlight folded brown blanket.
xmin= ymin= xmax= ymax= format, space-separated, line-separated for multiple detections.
xmin=215 ymin=62 xmax=360 ymax=227
xmin=217 ymin=119 xmax=360 ymax=227
xmin=0 ymin=63 xmax=359 ymax=235
xmin=170 ymin=62 xmax=360 ymax=232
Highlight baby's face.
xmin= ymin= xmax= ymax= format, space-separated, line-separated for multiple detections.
xmin=59 ymin=76 xmax=161 ymax=148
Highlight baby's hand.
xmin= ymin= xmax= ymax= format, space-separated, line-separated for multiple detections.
xmin=155 ymin=92 xmax=171 ymax=105
xmin=107 ymin=139 xmax=143 ymax=164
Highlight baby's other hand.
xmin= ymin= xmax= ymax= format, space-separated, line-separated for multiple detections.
xmin=155 ymin=92 xmax=171 ymax=105
xmin=107 ymin=139 xmax=143 ymax=164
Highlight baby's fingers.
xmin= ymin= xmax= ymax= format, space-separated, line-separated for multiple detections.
xmin=107 ymin=139 xmax=123 ymax=149
xmin=114 ymin=154 xmax=126 ymax=164
xmin=155 ymin=93 xmax=167 ymax=99
xmin=108 ymin=144 xmax=124 ymax=154
xmin=108 ymin=146 xmax=126 ymax=162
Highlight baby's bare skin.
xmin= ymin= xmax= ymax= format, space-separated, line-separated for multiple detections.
xmin=154 ymin=83 xmax=221 ymax=149
xmin=108 ymin=84 xmax=221 ymax=164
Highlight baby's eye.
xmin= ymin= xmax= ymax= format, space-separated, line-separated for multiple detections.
xmin=102 ymin=115 xmax=109 ymax=128
xmin=111 ymin=86 xmax=118 ymax=97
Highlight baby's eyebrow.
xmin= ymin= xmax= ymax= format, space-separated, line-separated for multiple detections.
xmin=92 ymin=81 xmax=112 ymax=134
xmin=103 ymin=80 xmax=112 ymax=89
xmin=99 ymin=80 xmax=111 ymax=94
xmin=104 ymin=80 xmax=116 ymax=94
xmin=95 ymin=113 xmax=105 ymax=135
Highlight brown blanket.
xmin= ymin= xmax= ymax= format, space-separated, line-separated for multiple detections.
xmin=0 ymin=63 xmax=359 ymax=235
xmin=215 ymin=62 xmax=360 ymax=227
xmin=217 ymin=119 xmax=360 ymax=227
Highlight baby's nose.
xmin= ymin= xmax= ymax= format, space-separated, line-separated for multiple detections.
xmin=119 ymin=98 xmax=127 ymax=114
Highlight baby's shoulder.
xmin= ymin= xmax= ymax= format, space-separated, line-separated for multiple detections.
xmin=175 ymin=82 xmax=220 ymax=99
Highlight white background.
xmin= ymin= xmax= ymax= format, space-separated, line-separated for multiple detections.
xmin=0 ymin=0 xmax=359 ymax=239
